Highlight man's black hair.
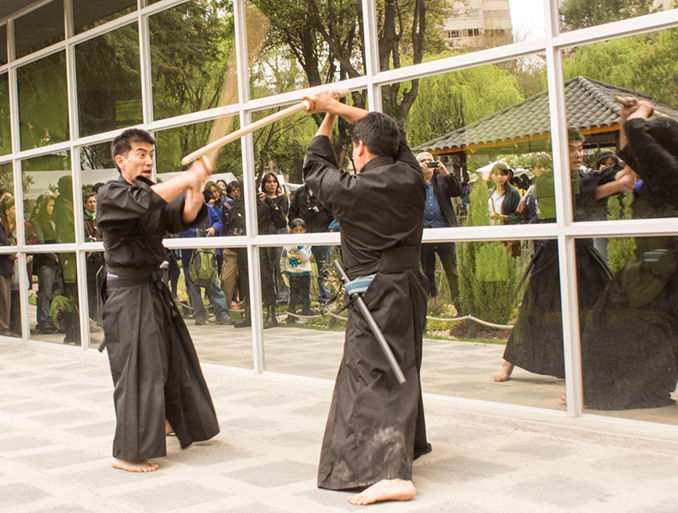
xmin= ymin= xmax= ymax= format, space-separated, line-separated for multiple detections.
xmin=568 ymin=127 xmax=585 ymax=143
xmin=351 ymin=112 xmax=400 ymax=158
xmin=111 ymin=129 xmax=157 ymax=172
xmin=84 ymin=192 xmax=96 ymax=203
xmin=92 ymin=182 xmax=104 ymax=193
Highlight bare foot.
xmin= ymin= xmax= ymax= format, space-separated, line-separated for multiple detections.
xmin=493 ymin=360 xmax=514 ymax=382
xmin=165 ymin=420 xmax=175 ymax=436
xmin=111 ymin=458 xmax=158 ymax=472
xmin=348 ymin=479 xmax=416 ymax=506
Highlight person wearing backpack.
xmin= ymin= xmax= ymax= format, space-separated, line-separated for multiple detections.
xmin=178 ymin=200 xmax=232 ymax=325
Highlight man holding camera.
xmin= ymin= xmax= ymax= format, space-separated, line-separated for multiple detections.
xmin=416 ymin=152 xmax=462 ymax=309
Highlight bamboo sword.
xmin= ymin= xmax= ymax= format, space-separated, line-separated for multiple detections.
xmin=182 ymin=89 xmax=351 ymax=170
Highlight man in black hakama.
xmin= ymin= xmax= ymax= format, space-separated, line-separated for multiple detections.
xmin=303 ymin=91 xmax=429 ymax=505
xmin=581 ymin=99 xmax=678 ymax=410
xmin=97 ymin=129 xmax=219 ymax=472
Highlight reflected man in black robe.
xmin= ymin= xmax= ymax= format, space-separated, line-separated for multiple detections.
xmin=97 ymin=129 xmax=219 ymax=472
xmin=304 ymin=91 xmax=429 ymax=506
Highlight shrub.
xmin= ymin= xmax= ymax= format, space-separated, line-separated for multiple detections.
xmin=458 ymin=174 xmax=518 ymax=325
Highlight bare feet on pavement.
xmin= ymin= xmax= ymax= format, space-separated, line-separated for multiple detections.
xmin=493 ymin=360 xmax=514 ymax=382
xmin=348 ymin=479 xmax=416 ymax=506
xmin=165 ymin=419 xmax=175 ymax=436
xmin=111 ymin=458 xmax=158 ymax=472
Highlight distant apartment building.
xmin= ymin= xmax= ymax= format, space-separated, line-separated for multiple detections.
xmin=443 ymin=0 xmax=513 ymax=48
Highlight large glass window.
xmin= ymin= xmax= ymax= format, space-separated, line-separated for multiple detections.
xmin=0 ymin=73 xmax=10 ymax=156
xmin=247 ymin=0 xmax=365 ymax=100
xmin=20 ymin=152 xmax=77 ymax=345
xmin=377 ymin=0 xmax=544 ymax=72
xmin=561 ymin=29 xmax=678 ymax=229
xmin=73 ymin=0 xmax=137 ymax=35
xmin=149 ymin=1 xmax=237 ymax=121
xmin=14 ymin=0 xmax=65 ymax=59
xmin=75 ymin=23 xmax=142 ymax=137
xmin=17 ymin=52 xmax=69 ymax=151
xmin=0 ymin=24 xmax=7 ymax=66
xmin=578 ymin=234 xmax=678 ymax=426
xmin=559 ymin=0 xmax=674 ymax=33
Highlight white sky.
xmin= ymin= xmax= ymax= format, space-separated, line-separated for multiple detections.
xmin=508 ymin=0 xmax=546 ymax=41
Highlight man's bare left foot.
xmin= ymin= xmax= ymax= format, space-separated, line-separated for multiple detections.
xmin=348 ymin=479 xmax=416 ymax=506
xmin=165 ymin=420 xmax=175 ymax=436
xmin=493 ymin=361 xmax=514 ymax=382
xmin=111 ymin=458 xmax=158 ymax=472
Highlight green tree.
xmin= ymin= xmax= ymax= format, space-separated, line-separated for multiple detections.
xmin=563 ymin=28 xmax=678 ymax=110
xmin=560 ymin=0 xmax=653 ymax=31
xmin=405 ymin=62 xmax=524 ymax=147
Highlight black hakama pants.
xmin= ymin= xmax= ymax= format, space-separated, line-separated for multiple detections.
xmin=581 ymin=237 xmax=678 ymax=410
xmin=317 ymin=267 xmax=430 ymax=490
xmin=503 ymin=240 xmax=611 ymax=379
xmin=103 ymin=271 xmax=219 ymax=460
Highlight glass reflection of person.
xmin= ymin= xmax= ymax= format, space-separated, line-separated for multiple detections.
xmin=0 ymin=201 xmax=16 ymax=336
xmin=2 ymin=198 xmax=37 ymax=335
xmin=494 ymin=131 xmax=634 ymax=383
xmin=416 ymin=151 xmax=462 ymax=308
xmin=53 ymin=176 xmax=80 ymax=343
xmin=32 ymin=194 xmax=60 ymax=333
xmin=234 ymin=172 xmax=288 ymax=329
xmin=581 ymin=97 xmax=678 ymax=410
xmin=83 ymin=193 xmax=104 ymax=325
xmin=487 ymin=162 xmax=521 ymax=226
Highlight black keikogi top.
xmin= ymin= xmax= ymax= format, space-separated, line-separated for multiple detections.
xmin=97 ymin=174 xmax=208 ymax=269
xmin=304 ymin=132 xmax=426 ymax=280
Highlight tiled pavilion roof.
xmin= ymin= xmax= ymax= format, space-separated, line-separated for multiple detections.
xmin=414 ymin=76 xmax=678 ymax=155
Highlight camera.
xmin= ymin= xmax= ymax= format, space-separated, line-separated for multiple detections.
xmin=427 ymin=160 xmax=438 ymax=168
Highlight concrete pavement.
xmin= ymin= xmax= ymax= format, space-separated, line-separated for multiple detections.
xmin=1 ymin=341 xmax=677 ymax=512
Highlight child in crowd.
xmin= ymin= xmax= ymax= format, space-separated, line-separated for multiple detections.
xmin=282 ymin=218 xmax=312 ymax=324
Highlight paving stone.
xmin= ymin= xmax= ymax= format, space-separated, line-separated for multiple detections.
xmin=20 ymin=376 xmax=69 ymax=386
xmin=224 ymin=459 xmax=316 ymax=488
xmin=226 ymin=416 xmax=282 ymax=431
xmin=223 ymin=503 xmax=287 ymax=513
xmin=48 ymin=384 xmax=107 ymax=395
xmin=115 ymin=481 xmax=229 ymax=511
xmin=79 ymin=391 xmax=114 ymax=404
xmin=425 ymin=423 xmax=507 ymax=445
xmin=64 ymin=421 xmax=115 ymax=438
xmin=0 ymin=393 xmax=29 ymax=404
xmin=416 ymin=456 xmax=514 ymax=483
xmin=1 ymin=400 xmax=64 ymax=415
xmin=61 ymin=465 xmax=163 ymax=487
xmin=410 ymin=500 xmax=494 ymax=513
xmin=16 ymin=449 xmax=102 ymax=469
xmin=290 ymin=401 xmax=330 ymax=418
xmin=165 ymin=439 xmax=253 ymax=466
xmin=28 ymin=408 xmax=99 ymax=425
xmin=502 ymin=475 xmax=611 ymax=508
xmin=628 ymin=497 xmax=678 ymax=513
xmin=0 ymin=422 xmax=17 ymax=434
xmin=591 ymin=452 xmax=678 ymax=480
xmin=31 ymin=506 xmax=94 ymax=513
xmin=0 ymin=483 xmax=49 ymax=507
xmin=500 ymin=438 xmax=578 ymax=460
xmin=230 ymin=393 xmax=304 ymax=408
xmin=266 ymin=429 xmax=323 ymax=449
xmin=0 ymin=435 xmax=53 ymax=452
